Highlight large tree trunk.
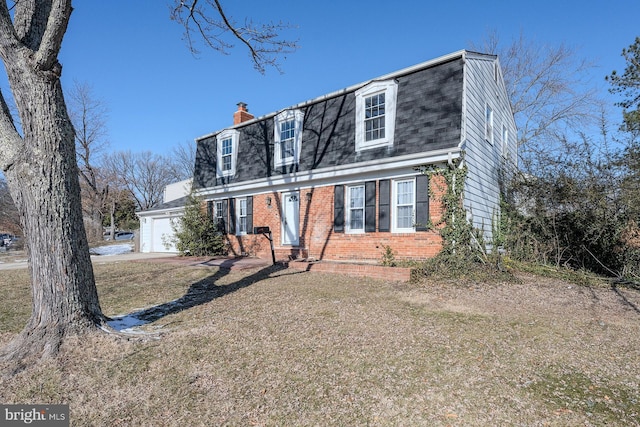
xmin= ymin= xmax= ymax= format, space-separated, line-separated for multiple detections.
xmin=0 ymin=1 xmax=106 ymax=367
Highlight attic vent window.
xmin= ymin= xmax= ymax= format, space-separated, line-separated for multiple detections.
xmin=355 ymin=80 xmax=397 ymax=151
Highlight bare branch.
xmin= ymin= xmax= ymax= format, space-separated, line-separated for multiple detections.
xmin=170 ymin=0 xmax=298 ymax=73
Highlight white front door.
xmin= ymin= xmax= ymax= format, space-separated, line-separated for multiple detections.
xmin=282 ymin=191 xmax=299 ymax=245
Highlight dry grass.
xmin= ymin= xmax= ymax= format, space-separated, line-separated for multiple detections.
xmin=1 ymin=261 xmax=639 ymax=426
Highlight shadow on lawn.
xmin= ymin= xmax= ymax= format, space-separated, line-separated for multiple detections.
xmin=611 ymin=281 xmax=640 ymax=314
xmin=108 ymin=264 xmax=289 ymax=331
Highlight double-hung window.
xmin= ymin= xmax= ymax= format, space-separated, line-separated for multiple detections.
xmin=355 ymin=80 xmax=398 ymax=151
xmin=346 ymin=185 xmax=365 ymax=233
xmin=365 ymin=93 xmax=385 ymax=141
xmin=216 ymin=129 xmax=239 ymax=178
xmin=274 ymin=109 xmax=304 ymax=167
xmin=214 ymin=200 xmax=224 ymax=231
xmin=221 ymin=138 xmax=233 ymax=171
xmin=237 ymin=198 xmax=247 ymax=235
xmin=485 ymin=104 xmax=494 ymax=144
xmin=393 ymin=178 xmax=415 ymax=233
xmin=502 ymin=124 xmax=509 ymax=157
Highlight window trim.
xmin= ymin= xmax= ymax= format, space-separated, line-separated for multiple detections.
xmin=392 ymin=178 xmax=416 ymax=233
xmin=346 ymin=184 xmax=366 ymax=234
xmin=274 ymin=109 xmax=304 ymax=168
xmin=216 ymin=129 xmax=239 ymax=178
xmin=355 ymin=80 xmax=398 ymax=151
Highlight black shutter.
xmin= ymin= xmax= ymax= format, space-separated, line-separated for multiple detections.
xmin=378 ymin=179 xmax=390 ymax=232
xmin=415 ymin=174 xmax=430 ymax=231
xmin=333 ymin=185 xmax=344 ymax=233
xmin=365 ymin=181 xmax=376 ymax=232
xmin=246 ymin=196 xmax=253 ymax=234
xmin=229 ymin=198 xmax=236 ymax=235
xmin=221 ymin=199 xmax=228 ymax=233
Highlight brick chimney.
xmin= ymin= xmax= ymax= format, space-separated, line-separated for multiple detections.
xmin=233 ymin=102 xmax=254 ymax=125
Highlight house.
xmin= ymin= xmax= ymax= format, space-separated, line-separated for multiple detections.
xmin=140 ymin=50 xmax=517 ymax=262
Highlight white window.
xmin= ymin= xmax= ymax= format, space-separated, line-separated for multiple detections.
xmin=355 ymin=80 xmax=398 ymax=151
xmin=346 ymin=185 xmax=365 ymax=233
xmin=393 ymin=178 xmax=415 ymax=233
xmin=216 ymin=129 xmax=239 ymax=178
xmin=214 ymin=201 xmax=224 ymax=228
xmin=485 ymin=104 xmax=494 ymax=144
xmin=237 ymin=198 xmax=247 ymax=235
xmin=274 ymin=109 xmax=304 ymax=167
xmin=502 ymin=124 xmax=508 ymax=156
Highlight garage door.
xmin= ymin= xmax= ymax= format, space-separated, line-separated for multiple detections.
xmin=152 ymin=217 xmax=178 ymax=253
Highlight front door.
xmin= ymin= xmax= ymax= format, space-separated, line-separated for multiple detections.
xmin=282 ymin=191 xmax=299 ymax=245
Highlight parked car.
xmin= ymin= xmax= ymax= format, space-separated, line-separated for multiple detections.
xmin=114 ymin=231 xmax=135 ymax=241
xmin=0 ymin=233 xmax=14 ymax=246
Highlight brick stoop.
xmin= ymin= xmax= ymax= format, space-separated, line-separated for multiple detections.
xmin=285 ymin=260 xmax=412 ymax=282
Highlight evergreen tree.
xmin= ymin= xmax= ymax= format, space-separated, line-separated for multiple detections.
xmin=170 ymin=193 xmax=225 ymax=257
xmin=607 ymin=36 xmax=640 ymax=132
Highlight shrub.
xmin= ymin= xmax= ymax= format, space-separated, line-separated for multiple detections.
xmin=167 ymin=193 xmax=226 ymax=257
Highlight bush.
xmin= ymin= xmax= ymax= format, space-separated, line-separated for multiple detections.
xmin=167 ymin=193 xmax=226 ymax=257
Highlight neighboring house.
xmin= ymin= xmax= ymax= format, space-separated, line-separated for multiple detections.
xmin=142 ymin=50 xmax=517 ymax=262
xmin=137 ymin=178 xmax=192 ymax=253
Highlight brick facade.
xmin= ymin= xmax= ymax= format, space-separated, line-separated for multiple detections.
xmin=219 ymin=174 xmax=446 ymax=263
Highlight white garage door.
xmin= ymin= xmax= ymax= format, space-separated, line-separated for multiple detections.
xmin=152 ymin=217 xmax=178 ymax=253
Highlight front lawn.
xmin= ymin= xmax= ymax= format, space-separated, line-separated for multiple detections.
xmin=1 ymin=262 xmax=639 ymax=426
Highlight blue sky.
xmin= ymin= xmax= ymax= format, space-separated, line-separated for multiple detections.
xmin=53 ymin=0 xmax=640 ymax=155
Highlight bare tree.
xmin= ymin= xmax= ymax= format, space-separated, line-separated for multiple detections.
xmin=167 ymin=139 xmax=197 ymax=182
xmin=104 ymin=151 xmax=176 ymax=211
xmin=67 ymin=80 xmax=110 ymax=241
xmin=0 ymin=1 xmax=295 ymax=367
xmin=470 ymin=31 xmax=603 ymax=173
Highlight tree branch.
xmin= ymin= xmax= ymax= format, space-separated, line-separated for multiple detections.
xmin=33 ymin=0 xmax=72 ymax=72
xmin=0 ymin=2 xmax=19 ymax=59
xmin=171 ymin=0 xmax=298 ymax=74
xmin=0 ymin=88 xmax=24 ymax=172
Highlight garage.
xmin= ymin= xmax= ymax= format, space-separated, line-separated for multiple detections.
xmin=138 ymin=208 xmax=184 ymax=254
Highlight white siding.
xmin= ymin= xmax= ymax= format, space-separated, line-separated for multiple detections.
xmin=462 ymin=54 xmax=517 ymax=245
xmin=164 ymin=179 xmax=192 ymax=203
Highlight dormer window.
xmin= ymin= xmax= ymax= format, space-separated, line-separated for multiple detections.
xmin=216 ymin=129 xmax=239 ymax=178
xmin=355 ymin=80 xmax=398 ymax=151
xmin=274 ymin=109 xmax=304 ymax=168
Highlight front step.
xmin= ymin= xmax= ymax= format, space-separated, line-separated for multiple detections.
xmin=274 ymin=247 xmax=309 ymax=262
